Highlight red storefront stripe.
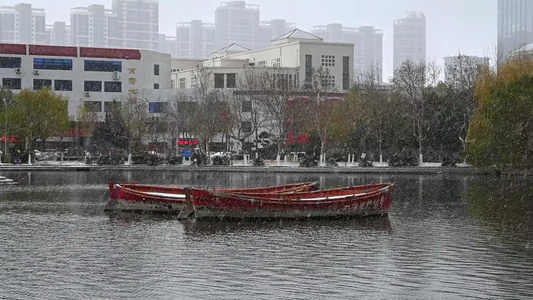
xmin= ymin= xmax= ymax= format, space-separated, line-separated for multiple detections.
xmin=0 ymin=43 xmax=27 ymax=55
xmin=29 ymin=45 xmax=78 ymax=57
xmin=80 ymin=47 xmax=141 ymax=60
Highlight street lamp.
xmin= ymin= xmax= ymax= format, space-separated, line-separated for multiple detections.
xmin=3 ymin=98 xmax=6 ymax=163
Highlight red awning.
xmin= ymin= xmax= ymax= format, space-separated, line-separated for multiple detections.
xmin=0 ymin=135 xmax=20 ymax=143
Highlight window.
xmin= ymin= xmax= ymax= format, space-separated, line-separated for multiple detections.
xmin=54 ymin=80 xmax=73 ymax=91
xmin=242 ymin=101 xmax=252 ymax=112
xmin=84 ymin=101 xmax=102 ymax=112
xmin=0 ymin=57 xmax=21 ymax=68
xmin=33 ymin=79 xmax=52 ymax=90
xmin=343 ymin=56 xmax=350 ymax=90
xmin=84 ymin=60 xmax=122 ymax=72
xmin=242 ymin=121 xmax=252 ymax=133
xmin=84 ymin=81 xmax=102 ymax=92
xmin=149 ymin=102 xmax=167 ymax=113
xmin=272 ymin=58 xmax=281 ymax=68
xmin=154 ymin=64 xmax=160 ymax=76
xmin=2 ymin=78 xmax=21 ymax=90
xmin=258 ymin=61 xmax=266 ymax=67
xmin=214 ymin=73 xmax=224 ymax=88
xmin=104 ymin=81 xmax=122 ymax=93
xmin=179 ymin=78 xmax=186 ymax=89
xmin=226 ymin=73 xmax=236 ymax=88
xmin=34 ymin=58 xmax=73 ymax=70
xmin=104 ymin=101 xmax=121 ymax=112
xmin=321 ymin=75 xmax=335 ymax=88
xmin=321 ymin=55 xmax=335 ymax=67
xmin=154 ymin=83 xmax=160 ymax=89
xmin=305 ymin=55 xmax=312 ymax=81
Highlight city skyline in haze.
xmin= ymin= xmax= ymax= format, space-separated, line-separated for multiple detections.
xmin=1 ymin=0 xmax=498 ymax=80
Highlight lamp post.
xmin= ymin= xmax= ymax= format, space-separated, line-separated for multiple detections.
xmin=3 ymin=98 xmax=6 ymax=163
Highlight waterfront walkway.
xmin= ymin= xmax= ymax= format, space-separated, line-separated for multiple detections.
xmin=0 ymin=160 xmax=500 ymax=175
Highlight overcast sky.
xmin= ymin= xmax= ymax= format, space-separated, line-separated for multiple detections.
xmin=3 ymin=0 xmax=497 ymax=80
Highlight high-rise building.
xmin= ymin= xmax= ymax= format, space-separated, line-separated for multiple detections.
xmin=258 ymin=19 xmax=296 ymax=49
xmin=112 ymin=0 xmax=159 ymax=50
xmin=0 ymin=3 xmax=46 ymax=44
xmin=393 ymin=11 xmax=426 ymax=71
xmin=45 ymin=22 xmax=70 ymax=46
xmin=176 ymin=20 xmax=216 ymax=59
xmin=158 ymin=34 xmax=176 ymax=58
xmin=497 ymin=0 xmax=533 ymax=60
xmin=312 ymin=24 xmax=383 ymax=82
xmin=215 ymin=1 xmax=260 ymax=50
xmin=70 ymin=5 xmax=118 ymax=47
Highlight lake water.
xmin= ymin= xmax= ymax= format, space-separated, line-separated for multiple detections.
xmin=1 ymin=170 xmax=532 ymax=299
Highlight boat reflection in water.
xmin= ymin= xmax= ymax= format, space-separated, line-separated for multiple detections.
xmin=180 ymin=216 xmax=392 ymax=237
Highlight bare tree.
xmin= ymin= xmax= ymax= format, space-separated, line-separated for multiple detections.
xmin=189 ymin=66 xmax=229 ymax=155
xmin=120 ymin=96 xmax=149 ymax=153
xmin=298 ymin=67 xmax=342 ymax=158
xmin=391 ymin=60 xmax=441 ymax=164
xmin=445 ymin=54 xmax=488 ymax=158
xmin=352 ymin=68 xmax=389 ymax=163
xmin=253 ymin=67 xmax=300 ymax=157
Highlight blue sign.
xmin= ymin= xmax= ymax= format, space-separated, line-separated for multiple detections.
xmin=182 ymin=150 xmax=191 ymax=158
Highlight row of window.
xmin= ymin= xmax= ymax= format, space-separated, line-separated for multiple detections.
xmin=0 ymin=56 xmax=124 ymax=72
xmin=0 ymin=78 xmax=122 ymax=92
xmin=1 ymin=57 xmax=162 ymax=76
xmin=84 ymin=81 xmax=122 ymax=92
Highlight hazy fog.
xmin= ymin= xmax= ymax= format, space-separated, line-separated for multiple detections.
xmin=2 ymin=0 xmax=497 ymax=80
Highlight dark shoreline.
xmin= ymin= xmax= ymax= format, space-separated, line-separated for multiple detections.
xmin=0 ymin=164 xmax=529 ymax=176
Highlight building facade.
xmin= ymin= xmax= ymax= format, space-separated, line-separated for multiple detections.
xmin=70 ymin=5 xmax=119 ymax=47
xmin=312 ymin=24 xmax=383 ymax=82
xmin=0 ymin=43 xmax=170 ymax=118
xmin=215 ymin=1 xmax=260 ymax=51
xmin=393 ymin=11 xmax=426 ymax=71
xmin=45 ymin=22 xmax=70 ymax=46
xmin=0 ymin=3 xmax=46 ymax=45
xmin=176 ymin=20 xmax=216 ymax=59
xmin=172 ymin=29 xmax=354 ymax=93
xmin=498 ymin=0 xmax=533 ymax=60
xmin=112 ymin=0 xmax=159 ymax=50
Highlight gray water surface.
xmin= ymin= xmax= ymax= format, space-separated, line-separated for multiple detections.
xmin=1 ymin=171 xmax=532 ymax=299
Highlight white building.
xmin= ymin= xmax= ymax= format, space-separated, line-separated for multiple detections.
xmin=312 ymin=24 xmax=383 ymax=82
xmin=512 ymin=42 xmax=533 ymax=60
xmin=215 ymin=1 xmax=260 ymax=50
xmin=172 ymin=29 xmax=354 ymax=93
xmin=70 ymin=5 xmax=120 ymax=48
xmin=45 ymin=22 xmax=70 ymax=46
xmin=393 ymin=11 xmax=426 ymax=71
xmin=0 ymin=3 xmax=46 ymax=45
xmin=176 ymin=20 xmax=216 ymax=59
xmin=0 ymin=43 xmax=170 ymax=119
xmin=158 ymin=34 xmax=177 ymax=58
xmin=112 ymin=0 xmax=159 ymax=51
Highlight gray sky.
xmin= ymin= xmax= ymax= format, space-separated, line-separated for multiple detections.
xmin=4 ymin=0 xmax=497 ymax=80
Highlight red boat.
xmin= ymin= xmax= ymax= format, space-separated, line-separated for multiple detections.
xmin=190 ymin=183 xmax=395 ymax=219
xmin=105 ymin=182 xmax=319 ymax=214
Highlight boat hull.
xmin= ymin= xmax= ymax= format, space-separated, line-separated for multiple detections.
xmin=191 ymin=183 xmax=394 ymax=219
xmin=105 ymin=182 xmax=319 ymax=214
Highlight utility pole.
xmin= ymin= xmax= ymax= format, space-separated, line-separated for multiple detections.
xmin=2 ymin=98 xmax=7 ymax=163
